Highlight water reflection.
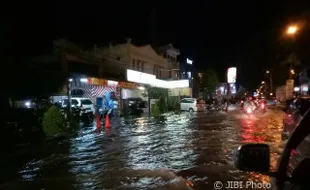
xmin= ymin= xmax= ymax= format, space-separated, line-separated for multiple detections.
xmin=240 ymin=110 xmax=284 ymax=189
xmin=0 ymin=110 xmax=285 ymax=190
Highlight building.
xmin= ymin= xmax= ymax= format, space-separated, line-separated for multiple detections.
xmin=94 ymin=38 xmax=177 ymax=80
xmin=156 ymin=43 xmax=180 ymax=80
xmin=179 ymin=58 xmax=194 ymax=80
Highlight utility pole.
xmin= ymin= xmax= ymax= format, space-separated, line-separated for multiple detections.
xmin=266 ymin=70 xmax=273 ymax=96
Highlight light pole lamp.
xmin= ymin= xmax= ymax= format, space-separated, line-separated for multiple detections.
xmin=266 ymin=70 xmax=273 ymax=95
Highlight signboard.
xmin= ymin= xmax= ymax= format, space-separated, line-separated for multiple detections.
xmin=286 ymin=80 xmax=294 ymax=99
xmin=227 ymin=67 xmax=237 ymax=83
xmin=88 ymin=78 xmax=107 ymax=86
xmin=186 ymin=58 xmax=193 ymax=65
xmin=126 ymin=69 xmax=189 ymax=89
xmin=127 ymin=69 xmax=156 ymax=84
xmin=118 ymin=81 xmax=137 ymax=89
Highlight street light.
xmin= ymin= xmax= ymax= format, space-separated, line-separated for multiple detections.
xmin=266 ymin=70 xmax=273 ymax=95
xmin=261 ymin=81 xmax=265 ymax=84
xmin=287 ymin=26 xmax=298 ymax=35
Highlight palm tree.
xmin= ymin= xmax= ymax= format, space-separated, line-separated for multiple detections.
xmin=281 ymin=52 xmax=301 ymax=79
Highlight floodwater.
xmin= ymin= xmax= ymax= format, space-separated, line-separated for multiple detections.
xmin=0 ymin=107 xmax=284 ymax=190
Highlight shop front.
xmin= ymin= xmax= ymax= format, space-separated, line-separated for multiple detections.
xmin=70 ymin=77 xmax=138 ymax=115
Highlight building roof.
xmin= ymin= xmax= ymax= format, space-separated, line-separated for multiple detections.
xmin=157 ymin=43 xmax=180 ymax=54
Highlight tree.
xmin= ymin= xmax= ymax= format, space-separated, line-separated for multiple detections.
xmin=200 ymin=69 xmax=220 ymax=94
xmin=145 ymin=86 xmax=168 ymax=99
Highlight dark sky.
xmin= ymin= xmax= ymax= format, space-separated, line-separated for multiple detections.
xmin=6 ymin=0 xmax=310 ymax=90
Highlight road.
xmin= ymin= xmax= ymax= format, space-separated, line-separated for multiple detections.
xmin=0 ymin=106 xmax=285 ymax=190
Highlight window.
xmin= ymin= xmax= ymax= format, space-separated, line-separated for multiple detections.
xmin=181 ymin=99 xmax=195 ymax=103
xmin=132 ymin=59 xmax=135 ymax=69
xmin=298 ymin=99 xmax=310 ymax=115
xmin=288 ymin=133 xmax=310 ymax=187
xmin=81 ymin=99 xmax=93 ymax=105
xmin=72 ymin=99 xmax=79 ymax=106
xmin=63 ymin=99 xmax=78 ymax=106
xmin=137 ymin=60 xmax=140 ymax=71
xmin=141 ymin=62 xmax=144 ymax=72
xmin=180 ymin=99 xmax=189 ymax=103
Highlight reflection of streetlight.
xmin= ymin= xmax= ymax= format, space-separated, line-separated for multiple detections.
xmin=287 ymin=26 xmax=298 ymax=35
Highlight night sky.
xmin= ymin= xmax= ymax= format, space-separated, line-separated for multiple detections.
xmin=6 ymin=0 xmax=310 ymax=90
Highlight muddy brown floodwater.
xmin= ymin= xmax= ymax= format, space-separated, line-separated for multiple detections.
xmin=0 ymin=107 xmax=284 ymax=190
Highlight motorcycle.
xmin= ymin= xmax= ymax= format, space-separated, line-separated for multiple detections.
xmin=260 ymin=102 xmax=267 ymax=113
xmin=80 ymin=108 xmax=94 ymax=124
xmin=244 ymin=106 xmax=255 ymax=117
xmin=222 ymin=102 xmax=228 ymax=112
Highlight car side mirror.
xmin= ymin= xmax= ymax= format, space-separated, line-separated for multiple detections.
xmin=234 ymin=144 xmax=270 ymax=173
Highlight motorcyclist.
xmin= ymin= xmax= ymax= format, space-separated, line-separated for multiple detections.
xmin=243 ymin=96 xmax=256 ymax=111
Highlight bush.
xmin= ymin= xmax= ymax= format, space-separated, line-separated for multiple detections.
xmin=167 ymin=96 xmax=180 ymax=111
xmin=151 ymin=104 xmax=161 ymax=118
xmin=42 ymin=105 xmax=66 ymax=135
xmin=157 ymin=96 xmax=167 ymax=114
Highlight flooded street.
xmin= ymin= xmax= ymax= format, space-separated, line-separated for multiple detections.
xmin=0 ymin=107 xmax=285 ymax=190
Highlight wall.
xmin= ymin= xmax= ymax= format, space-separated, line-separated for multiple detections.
xmin=97 ymin=40 xmax=174 ymax=80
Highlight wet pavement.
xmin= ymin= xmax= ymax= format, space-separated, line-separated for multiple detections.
xmin=0 ymin=106 xmax=285 ymax=190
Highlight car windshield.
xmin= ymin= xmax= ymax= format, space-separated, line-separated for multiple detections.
xmin=7 ymin=3 xmax=310 ymax=190
xmin=81 ymin=99 xmax=93 ymax=105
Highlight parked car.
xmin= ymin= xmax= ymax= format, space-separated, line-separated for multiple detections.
xmin=56 ymin=97 xmax=95 ymax=115
xmin=234 ymin=107 xmax=310 ymax=189
xmin=282 ymin=96 xmax=310 ymax=140
xmin=180 ymin=98 xmax=206 ymax=112
xmin=56 ymin=97 xmax=95 ymax=123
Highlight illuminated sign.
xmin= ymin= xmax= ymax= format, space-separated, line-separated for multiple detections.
xmin=118 ymin=81 xmax=137 ymax=89
xmin=126 ymin=69 xmax=189 ymax=88
xmin=127 ymin=69 xmax=156 ymax=84
xmin=88 ymin=78 xmax=107 ymax=85
xmin=186 ymin=58 xmax=193 ymax=65
xmin=227 ymin=67 xmax=237 ymax=83
xmin=107 ymin=80 xmax=118 ymax=86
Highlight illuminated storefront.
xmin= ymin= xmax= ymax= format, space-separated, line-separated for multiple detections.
xmin=126 ymin=69 xmax=189 ymax=89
